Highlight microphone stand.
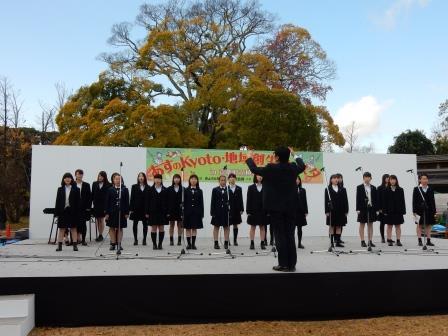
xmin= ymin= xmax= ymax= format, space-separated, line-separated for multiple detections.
xmin=311 ymin=167 xmax=346 ymax=257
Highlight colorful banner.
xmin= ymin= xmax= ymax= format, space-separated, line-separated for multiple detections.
xmin=146 ymin=148 xmax=323 ymax=184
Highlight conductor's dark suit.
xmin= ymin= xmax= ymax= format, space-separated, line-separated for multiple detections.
xmin=246 ymin=156 xmax=305 ymax=270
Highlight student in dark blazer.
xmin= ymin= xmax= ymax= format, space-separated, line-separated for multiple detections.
xmin=105 ymin=173 xmax=129 ymax=251
xmin=91 ymin=171 xmax=110 ymax=242
xmin=413 ymin=173 xmax=436 ymax=247
xmin=356 ymin=172 xmax=379 ymax=248
xmin=246 ymin=146 xmax=305 ymax=272
xmin=55 ymin=172 xmax=81 ymax=251
xmin=294 ymin=175 xmax=308 ymax=249
xmin=228 ymin=173 xmax=244 ymax=246
xmin=130 ymin=172 xmax=150 ymax=246
xmin=377 ymin=174 xmax=390 ymax=243
xmin=183 ymin=174 xmax=204 ymax=249
xmin=146 ymin=174 xmax=168 ymax=250
xmin=211 ymin=175 xmax=231 ymax=249
xmin=382 ymin=175 xmax=406 ymax=247
xmin=325 ymin=174 xmax=349 ymax=248
xmin=74 ymin=169 xmax=92 ymax=246
xmin=166 ymin=174 xmax=183 ymax=246
xmin=246 ymin=174 xmax=268 ymax=250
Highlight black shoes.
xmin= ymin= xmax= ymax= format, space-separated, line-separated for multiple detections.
xmin=214 ymin=242 xmax=220 ymax=249
xmin=261 ymin=242 xmax=267 ymax=250
xmin=418 ymin=238 xmax=423 ymax=246
xmin=427 ymin=239 xmax=435 ymax=247
xmin=396 ymin=240 xmax=403 ymax=247
xmin=224 ymin=241 xmax=229 ymax=250
xmin=177 ymin=237 xmax=182 ymax=246
xmin=170 ymin=237 xmax=174 ymax=246
xmin=381 ymin=237 xmax=386 ymax=243
xmin=233 ymin=240 xmax=239 ymax=246
xmin=250 ymin=241 xmax=255 ymax=250
xmin=95 ymin=234 xmax=104 ymax=242
xmin=56 ymin=243 xmax=62 ymax=251
xmin=158 ymin=243 xmax=163 ymax=250
xmin=192 ymin=244 xmax=197 ymax=250
xmin=298 ymin=244 xmax=305 ymax=249
xmin=369 ymin=241 xmax=376 ymax=248
xmin=73 ymin=243 xmax=78 ymax=251
xmin=387 ymin=239 xmax=394 ymax=246
xmin=273 ymin=265 xmax=296 ymax=272
xmin=186 ymin=243 xmax=192 ymax=250
xmin=110 ymin=244 xmax=116 ymax=251
xmin=336 ymin=241 xmax=344 ymax=248
xmin=133 ymin=240 xmax=138 ymax=246
xmin=361 ymin=240 xmax=367 ymax=248
xmin=153 ymin=244 xmax=158 ymax=250
xmin=142 ymin=240 xmax=147 ymax=246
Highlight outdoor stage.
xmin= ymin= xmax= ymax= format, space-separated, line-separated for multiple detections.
xmin=1 ymin=236 xmax=448 ymax=327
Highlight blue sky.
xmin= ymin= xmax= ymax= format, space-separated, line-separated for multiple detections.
xmin=1 ymin=0 xmax=447 ymax=152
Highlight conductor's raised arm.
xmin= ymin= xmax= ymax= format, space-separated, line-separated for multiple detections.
xmin=245 ymin=150 xmax=266 ymax=176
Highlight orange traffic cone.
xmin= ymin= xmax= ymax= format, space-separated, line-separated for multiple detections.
xmin=6 ymin=224 xmax=11 ymax=239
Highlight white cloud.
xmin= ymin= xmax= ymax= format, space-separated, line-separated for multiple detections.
xmin=372 ymin=0 xmax=430 ymax=30
xmin=334 ymin=96 xmax=392 ymax=137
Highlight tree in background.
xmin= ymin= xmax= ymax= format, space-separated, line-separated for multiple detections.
xmin=56 ymin=0 xmax=344 ymax=150
xmin=217 ymin=88 xmax=322 ymax=150
xmin=388 ymin=129 xmax=434 ymax=156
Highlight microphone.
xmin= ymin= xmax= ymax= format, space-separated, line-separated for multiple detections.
xmin=223 ymin=165 xmax=228 ymax=170
xmin=320 ymin=167 xmax=325 ymax=172
xmin=406 ymin=169 xmax=413 ymax=173
xmin=355 ymin=166 xmax=362 ymax=171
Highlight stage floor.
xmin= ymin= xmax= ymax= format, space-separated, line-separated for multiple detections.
xmin=1 ymin=236 xmax=448 ymax=278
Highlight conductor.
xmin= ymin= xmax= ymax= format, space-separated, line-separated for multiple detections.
xmin=246 ymin=146 xmax=305 ymax=272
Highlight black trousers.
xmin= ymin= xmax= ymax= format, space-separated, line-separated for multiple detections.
xmin=270 ymin=211 xmax=297 ymax=269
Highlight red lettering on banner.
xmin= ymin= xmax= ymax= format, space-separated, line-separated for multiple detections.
xmin=225 ymin=152 xmax=238 ymax=164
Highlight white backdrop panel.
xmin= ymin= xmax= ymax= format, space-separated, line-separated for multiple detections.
xmin=30 ymin=146 xmax=417 ymax=239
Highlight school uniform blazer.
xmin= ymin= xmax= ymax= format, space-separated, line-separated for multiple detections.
xmin=382 ymin=187 xmax=406 ymax=216
xmin=129 ymin=184 xmax=150 ymax=220
xmin=184 ymin=187 xmax=204 ymax=218
xmin=78 ymin=181 xmax=92 ymax=220
xmin=210 ymin=186 xmax=229 ymax=218
xmin=91 ymin=181 xmax=110 ymax=217
xmin=356 ymin=184 xmax=378 ymax=213
xmin=105 ymin=186 xmax=130 ymax=217
xmin=55 ymin=185 xmax=81 ymax=218
xmin=245 ymin=157 xmax=305 ymax=214
xmin=412 ymin=186 xmax=436 ymax=224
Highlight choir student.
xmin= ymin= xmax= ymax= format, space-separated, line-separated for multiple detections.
xmin=336 ymin=173 xmax=346 ymax=244
xmin=167 ymin=174 xmax=183 ymax=246
xmin=377 ymin=174 xmax=390 ymax=243
xmin=75 ymin=169 xmax=92 ymax=246
xmin=382 ymin=175 xmax=406 ymax=246
xmin=356 ymin=172 xmax=379 ymax=248
xmin=413 ymin=173 xmax=436 ymax=247
xmin=54 ymin=173 xmax=81 ymax=251
xmin=183 ymin=174 xmax=204 ymax=249
xmin=211 ymin=176 xmax=230 ymax=249
xmin=129 ymin=172 xmax=150 ymax=245
xmin=294 ymin=175 xmax=308 ymax=249
xmin=325 ymin=174 xmax=349 ymax=248
xmin=246 ymin=175 xmax=267 ymax=250
xmin=105 ymin=173 xmax=129 ymax=251
xmin=92 ymin=171 xmax=110 ymax=242
xmin=146 ymin=173 xmax=168 ymax=250
xmin=228 ymin=173 xmax=244 ymax=246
